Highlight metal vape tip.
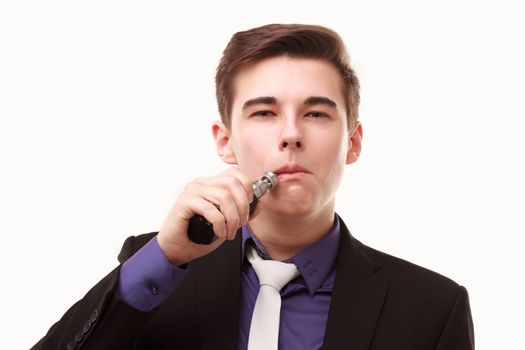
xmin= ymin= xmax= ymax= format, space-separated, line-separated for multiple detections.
xmin=261 ymin=171 xmax=278 ymax=189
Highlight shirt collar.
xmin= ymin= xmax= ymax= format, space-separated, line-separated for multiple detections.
xmin=241 ymin=213 xmax=341 ymax=296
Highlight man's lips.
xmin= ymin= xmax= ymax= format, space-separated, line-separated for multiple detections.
xmin=274 ymin=165 xmax=311 ymax=182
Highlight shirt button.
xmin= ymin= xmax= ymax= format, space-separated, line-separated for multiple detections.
xmin=75 ymin=332 xmax=83 ymax=343
xmin=308 ymin=268 xmax=318 ymax=277
xmin=82 ymin=320 xmax=91 ymax=334
xmin=149 ymin=283 xmax=159 ymax=295
xmin=89 ymin=309 xmax=98 ymax=323
xmin=67 ymin=341 xmax=76 ymax=350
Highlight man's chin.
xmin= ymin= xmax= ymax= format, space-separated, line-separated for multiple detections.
xmin=267 ymin=200 xmax=317 ymax=219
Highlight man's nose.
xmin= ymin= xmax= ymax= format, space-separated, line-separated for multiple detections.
xmin=279 ymin=117 xmax=304 ymax=151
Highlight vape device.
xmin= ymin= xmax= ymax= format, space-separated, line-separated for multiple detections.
xmin=187 ymin=171 xmax=278 ymax=244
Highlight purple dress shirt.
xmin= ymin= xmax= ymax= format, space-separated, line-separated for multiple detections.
xmin=117 ymin=214 xmax=341 ymax=349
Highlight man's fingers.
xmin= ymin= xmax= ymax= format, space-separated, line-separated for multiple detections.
xmin=186 ymin=197 xmax=228 ymax=239
xmin=201 ymin=187 xmax=241 ymax=239
xmin=193 ymin=168 xmax=254 ymax=232
xmin=158 ymin=167 xmax=262 ymax=264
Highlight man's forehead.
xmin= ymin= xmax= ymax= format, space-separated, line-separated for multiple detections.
xmin=235 ymin=56 xmax=343 ymax=94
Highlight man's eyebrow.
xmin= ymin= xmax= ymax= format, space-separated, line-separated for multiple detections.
xmin=242 ymin=96 xmax=277 ymax=110
xmin=304 ymin=96 xmax=337 ymax=108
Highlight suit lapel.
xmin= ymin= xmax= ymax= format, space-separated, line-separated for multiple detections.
xmin=193 ymin=232 xmax=243 ymax=350
xmin=322 ymin=222 xmax=389 ymax=350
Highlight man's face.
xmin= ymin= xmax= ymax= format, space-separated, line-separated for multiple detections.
xmin=214 ymin=56 xmax=362 ymax=219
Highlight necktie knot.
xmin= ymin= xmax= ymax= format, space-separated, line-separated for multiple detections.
xmin=248 ymin=247 xmax=300 ymax=291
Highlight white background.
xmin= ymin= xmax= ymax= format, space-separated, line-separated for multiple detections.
xmin=1 ymin=1 xmax=523 ymax=348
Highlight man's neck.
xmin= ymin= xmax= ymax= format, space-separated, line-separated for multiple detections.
xmin=248 ymin=205 xmax=335 ymax=261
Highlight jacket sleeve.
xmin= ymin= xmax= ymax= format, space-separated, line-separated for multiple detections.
xmin=31 ymin=232 xmax=158 ymax=350
xmin=435 ymin=285 xmax=475 ymax=350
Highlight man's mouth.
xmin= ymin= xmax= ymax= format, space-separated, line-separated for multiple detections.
xmin=274 ymin=165 xmax=311 ymax=182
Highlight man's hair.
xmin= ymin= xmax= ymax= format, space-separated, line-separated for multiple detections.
xmin=215 ymin=23 xmax=360 ymax=129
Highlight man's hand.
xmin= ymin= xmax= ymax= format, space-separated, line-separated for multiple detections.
xmin=157 ymin=168 xmax=255 ymax=266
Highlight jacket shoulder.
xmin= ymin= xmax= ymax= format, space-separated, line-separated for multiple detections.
xmin=357 ymin=238 xmax=461 ymax=293
xmin=353 ymin=237 xmax=467 ymax=316
xmin=351 ymin=238 xmax=474 ymax=348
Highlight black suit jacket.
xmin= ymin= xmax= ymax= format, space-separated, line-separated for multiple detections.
xmin=33 ymin=220 xmax=474 ymax=349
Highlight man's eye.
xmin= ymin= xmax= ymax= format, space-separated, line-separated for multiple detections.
xmin=252 ymin=110 xmax=275 ymax=117
xmin=306 ymin=111 xmax=328 ymax=118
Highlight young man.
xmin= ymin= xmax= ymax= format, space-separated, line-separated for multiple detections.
xmin=33 ymin=24 xmax=474 ymax=349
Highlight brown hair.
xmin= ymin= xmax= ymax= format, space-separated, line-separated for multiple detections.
xmin=215 ymin=23 xmax=360 ymax=129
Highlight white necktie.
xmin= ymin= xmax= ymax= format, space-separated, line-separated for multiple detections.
xmin=247 ymin=245 xmax=300 ymax=350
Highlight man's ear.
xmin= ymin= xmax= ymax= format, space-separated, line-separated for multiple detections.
xmin=212 ymin=121 xmax=237 ymax=164
xmin=346 ymin=121 xmax=363 ymax=165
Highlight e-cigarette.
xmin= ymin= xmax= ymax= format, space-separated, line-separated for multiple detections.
xmin=187 ymin=171 xmax=278 ymax=244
